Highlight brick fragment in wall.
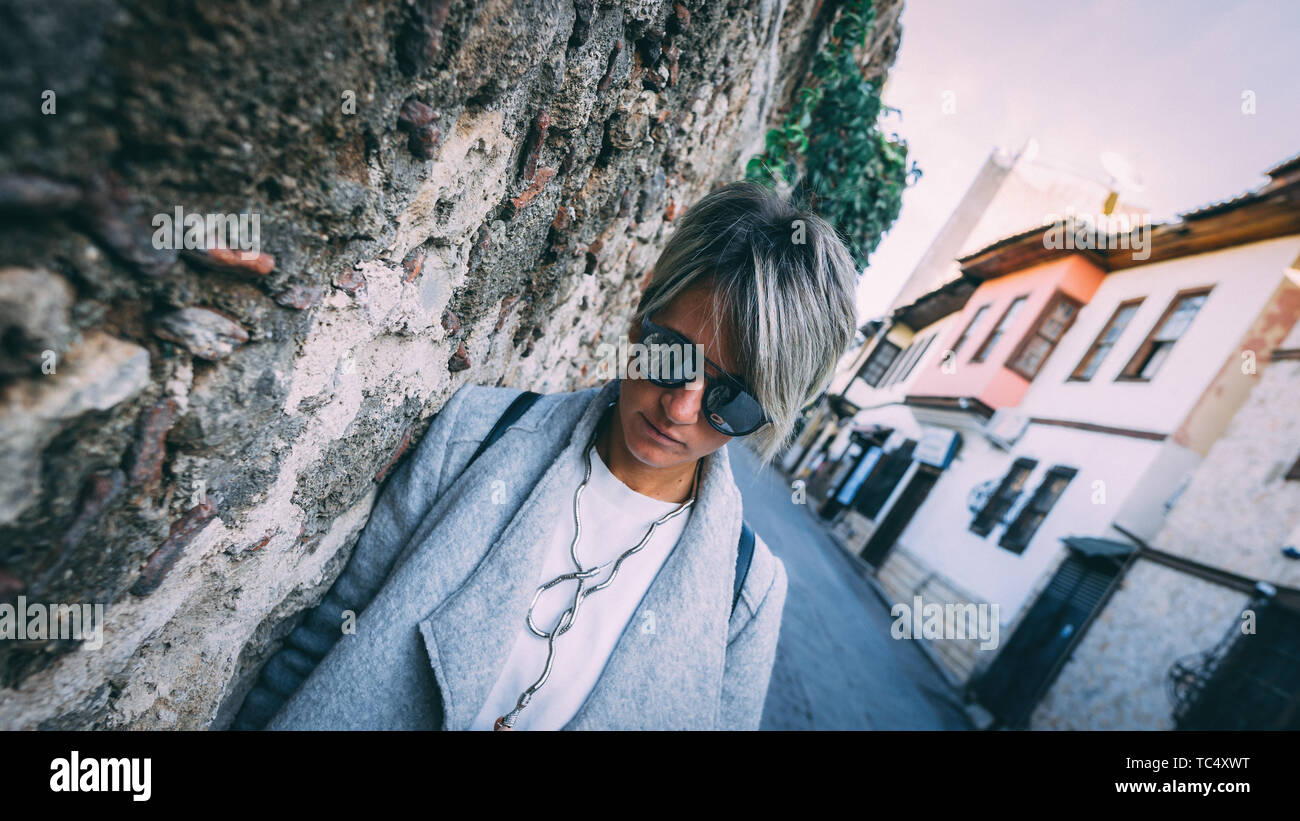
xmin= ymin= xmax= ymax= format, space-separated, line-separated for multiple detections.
xmin=448 ymin=341 xmax=471 ymax=372
xmin=181 ymin=247 xmax=276 ymax=276
xmin=130 ymin=500 xmax=217 ymax=597
xmin=60 ymin=468 xmax=125 ymax=557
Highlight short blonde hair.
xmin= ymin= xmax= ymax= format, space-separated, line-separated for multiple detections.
xmin=633 ymin=180 xmax=859 ymax=468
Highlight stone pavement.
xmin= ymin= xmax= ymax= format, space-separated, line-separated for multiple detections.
xmin=728 ymin=443 xmax=973 ymax=730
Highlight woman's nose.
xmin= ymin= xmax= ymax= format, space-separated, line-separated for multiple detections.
xmin=661 ymin=377 xmax=706 ymax=425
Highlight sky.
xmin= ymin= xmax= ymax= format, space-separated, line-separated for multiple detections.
xmin=855 ymin=0 xmax=1300 ymax=321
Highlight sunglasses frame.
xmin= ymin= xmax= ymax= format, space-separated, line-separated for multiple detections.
xmin=635 ymin=315 xmax=770 ymax=437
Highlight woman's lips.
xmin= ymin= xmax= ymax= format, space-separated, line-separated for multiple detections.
xmin=639 ymin=412 xmax=683 ymax=446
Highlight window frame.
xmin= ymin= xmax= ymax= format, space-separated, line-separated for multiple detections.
xmin=1006 ymin=290 xmax=1085 ymax=381
xmin=999 ymin=465 xmax=1078 ymax=554
xmin=858 ymin=339 xmax=902 ymax=387
xmin=1116 ymin=286 xmax=1214 ymax=382
xmin=970 ymin=295 xmax=1029 ymax=364
xmin=877 ymin=337 xmax=915 ymax=387
xmin=970 ymin=457 xmax=1038 ymax=537
xmin=897 ymin=333 xmax=937 ymax=384
xmin=1068 ymin=297 xmax=1145 ymax=382
xmin=948 ymin=304 xmax=991 ymax=358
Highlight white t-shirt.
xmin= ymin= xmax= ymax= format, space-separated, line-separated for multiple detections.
xmin=469 ymin=442 xmax=695 ymax=730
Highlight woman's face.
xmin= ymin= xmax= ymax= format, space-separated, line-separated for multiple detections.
xmin=613 ymin=284 xmax=739 ymax=470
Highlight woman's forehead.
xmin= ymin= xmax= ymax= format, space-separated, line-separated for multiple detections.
xmin=653 ymin=290 xmax=740 ymax=374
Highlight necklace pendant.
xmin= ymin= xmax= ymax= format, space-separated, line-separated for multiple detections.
xmin=493 ymin=715 xmax=514 ymax=731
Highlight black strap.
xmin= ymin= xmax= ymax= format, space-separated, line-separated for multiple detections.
xmin=460 ymin=390 xmax=542 ymax=479
xmin=732 ymin=522 xmax=755 ymax=617
xmin=470 ymin=388 xmax=754 ymax=618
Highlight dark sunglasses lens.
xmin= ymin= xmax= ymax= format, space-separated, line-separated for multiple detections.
xmin=704 ymin=382 xmax=764 ymax=435
xmin=641 ymin=330 xmax=695 ymax=385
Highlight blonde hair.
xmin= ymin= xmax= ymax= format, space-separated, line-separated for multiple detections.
xmin=633 ymin=180 xmax=859 ymax=468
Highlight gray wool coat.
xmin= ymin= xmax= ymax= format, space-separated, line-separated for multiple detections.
xmin=262 ymin=377 xmax=788 ymax=731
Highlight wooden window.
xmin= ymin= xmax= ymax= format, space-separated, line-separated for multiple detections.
xmin=882 ymin=333 xmax=935 ymax=387
xmin=1118 ymin=288 xmax=1213 ymax=381
xmin=971 ymin=296 xmax=1028 ymax=363
xmin=1008 ymin=292 xmax=1084 ymax=380
xmin=999 ymin=465 xmax=1077 ymax=553
xmin=1069 ymin=298 xmax=1144 ymax=381
xmin=858 ymin=339 xmax=901 ymax=387
xmin=877 ymin=338 xmax=914 ymax=386
xmin=970 ymin=457 xmax=1037 ymax=537
xmin=949 ymin=304 xmax=990 ymax=357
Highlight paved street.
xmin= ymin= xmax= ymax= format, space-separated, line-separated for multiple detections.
xmin=728 ymin=444 xmax=973 ymax=730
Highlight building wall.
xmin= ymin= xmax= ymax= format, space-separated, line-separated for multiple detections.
xmin=1030 ymin=559 xmax=1249 ymax=730
xmin=1033 ymin=333 xmax=1300 ymax=729
xmin=1017 ymin=236 xmax=1300 ymax=434
xmin=891 ymin=146 xmax=1122 ymax=311
xmin=908 ymin=255 xmax=1105 ymax=408
xmin=1153 ymin=357 xmax=1300 ymax=585
xmin=843 ymin=314 xmax=956 ymax=411
xmin=893 ymin=421 xmax=1162 ymax=623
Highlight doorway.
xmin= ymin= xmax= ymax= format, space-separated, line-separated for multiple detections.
xmin=859 ymin=463 xmax=940 ymax=568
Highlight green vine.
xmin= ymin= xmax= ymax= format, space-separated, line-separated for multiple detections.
xmin=745 ymin=0 xmax=920 ymax=271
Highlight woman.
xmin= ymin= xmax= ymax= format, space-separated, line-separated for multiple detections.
xmin=233 ymin=180 xmax=859 ymax=731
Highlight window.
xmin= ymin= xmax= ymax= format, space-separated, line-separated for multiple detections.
xmin=858 ymin=339 xmax=901 ymax=387
xmin=1069 ymin=298 xmax=1144 ymax=381
xmin=970 ymin=457 xmax=1037 ymax=536
xmin=1118 ymin=288 xmax=1212 ymax=381
xmin=882 ymin=333 xmax=936 ymax=387
xmin=949 ymin=305 xmax=990 ymax=357
xmin=1008 ymin=292 xmax=1084 ymax=379
xmin=999 ymin=466 xmax=1077 ymax=553
xmin=897 ymin=334 xmax=937 ymax=383
xmin=971 ymin=296 xmax=1028 ymax=363
xmin=877 ymin=338 xmax=913 ymax=386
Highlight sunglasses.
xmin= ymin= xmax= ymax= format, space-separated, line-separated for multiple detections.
xmin=633 ymin=315 xmax=769 ymax=436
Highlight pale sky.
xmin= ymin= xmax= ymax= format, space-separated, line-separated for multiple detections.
xmin=855 ymin=0 xmax=1300 ymax=322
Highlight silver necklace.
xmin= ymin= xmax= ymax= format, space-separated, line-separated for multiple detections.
xmin=494 ymin=403 xmax=702 ymax=730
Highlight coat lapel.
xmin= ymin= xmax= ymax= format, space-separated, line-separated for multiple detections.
xmin=418 ymin=378 xmax=745 ymax=731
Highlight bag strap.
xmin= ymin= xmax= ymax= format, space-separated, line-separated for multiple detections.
xmin=467 ymin=388 xmax=754 ymax=619
xmin=732 ymin=522 xmax=755 ymax=618
xmin=460 ymin=389 xmax=542 ymax=479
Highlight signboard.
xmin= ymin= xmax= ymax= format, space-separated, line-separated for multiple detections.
xmin=836 ymin=446 xmax=883 ymax=505
xmin=914 ymin=429 xmax=960 ymax=469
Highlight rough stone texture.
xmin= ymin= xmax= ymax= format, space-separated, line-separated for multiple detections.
xmin=0 ymin=0 xmax=904 ymax=728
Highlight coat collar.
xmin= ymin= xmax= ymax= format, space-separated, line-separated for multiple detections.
xmin=421 ymin=378 xmax=746 ymax=730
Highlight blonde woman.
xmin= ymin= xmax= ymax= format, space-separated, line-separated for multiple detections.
xmin=233 ymin=180 xmax=860 ymax=731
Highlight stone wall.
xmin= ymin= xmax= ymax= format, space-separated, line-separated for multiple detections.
xmin=0 ymin=0 xmax=903 ymax=728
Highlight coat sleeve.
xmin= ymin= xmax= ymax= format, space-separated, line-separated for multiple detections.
xmin=718 ymin=550 xmax=788 ymax=731
xmin=229 ymin=381 xmax=475 ymax=730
